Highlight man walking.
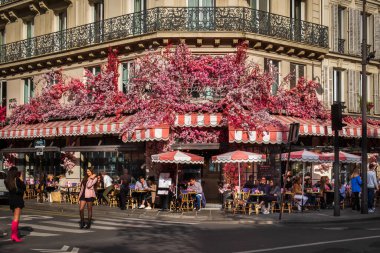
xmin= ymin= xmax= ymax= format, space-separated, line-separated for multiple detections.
xmin=102 ymin=172 xmax=114 ymax=205
xmin=367 ymin=163 xmax=379 ymax=213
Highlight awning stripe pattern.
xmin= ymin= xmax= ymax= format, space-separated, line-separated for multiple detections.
xmin=174 ymin=113 xmax=223 ymax=127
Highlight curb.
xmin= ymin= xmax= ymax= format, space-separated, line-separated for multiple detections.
xmin=17 ymin=203 xmax=380 ymax=225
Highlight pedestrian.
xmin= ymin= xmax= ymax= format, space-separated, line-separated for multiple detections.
xmin=79 ymin=167 xmax=97 ymax=229
xmin=4 ymin=166 xmax=26 ymax=242
xmin=102 ymin=171 xmax=114 ymax=205
xmin=367 ymin=163 xmax=379 ymax=213
xmin=350 ymin=169 xmax=362 ymax=211
xmin=119 ymin=169 xmax=131 ymax=210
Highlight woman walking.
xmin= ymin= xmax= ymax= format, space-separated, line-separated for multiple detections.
xmin=351 ymin=169 xmax=362 ymax=211
xmin=79 ymin=167 xmax=97 ymax=229
xmin=4 ymin=166 xmax=26 ymax=242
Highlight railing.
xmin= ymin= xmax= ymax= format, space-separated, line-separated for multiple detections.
xmin=0 ymin=0 xmax=20 ymax=6
xmin=0 ymin=7 xmax=329 ymax=64
xmin=338 ymin=38 xmax=345 ymax=54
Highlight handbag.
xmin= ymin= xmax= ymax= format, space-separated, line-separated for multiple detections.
xmin=14 ymin=178 xmax=24 ymax=194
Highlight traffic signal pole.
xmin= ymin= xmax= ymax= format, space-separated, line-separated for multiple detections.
xmin=333 ymin=128 xmax=340 ymax=216
xmin=361 ymin=0 xmax=368 ymax=214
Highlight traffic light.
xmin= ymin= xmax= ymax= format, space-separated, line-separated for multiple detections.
xmin=331 ymin=102 xmax=347 ymax=130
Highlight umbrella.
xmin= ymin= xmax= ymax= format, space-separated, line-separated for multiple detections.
xmin=281 ymin=150 xmax=322 ymax=163
xmin=212 ymin=150 xmax=266 ymax=192
xmin=281 ymin=150 xmax=323 ymax=208
xmin=319 ymin=151 xmax=361 ymax=164
xmin=151 ymin=151 xmax=204 ymax=198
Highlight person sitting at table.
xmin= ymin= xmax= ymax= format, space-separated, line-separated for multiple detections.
xmin=255 ymin=177 xmax=271 ymax=214
xmin=142 ymin=176 xmax=157 ymax=210
xmin=243 ymin=175 xmax=255 ymax=189
xmin=304 ymin=176 xmax=312 ymax=189
xmin=187 ymin=178 xmax=203 ymax=211
xmin=135 ymin=176 xmax=149 ymax=208
xmin=285 ymin=173 xmax=293 ymax=191
xmin=219 ymin=182 xmax=233 ymax=209
xmin=292 ymin=176 xmax=308 ymax=211
xmin=102 ymin=172 xmax=114 ymax=205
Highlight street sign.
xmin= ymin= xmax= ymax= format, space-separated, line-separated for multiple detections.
xmin=36 ymin=151 xmax=44 ymax=156
xmin=34 ymin=139 xmax=46 ymax=148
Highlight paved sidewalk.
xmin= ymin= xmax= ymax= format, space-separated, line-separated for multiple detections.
xmin=17 ymin=200 xmax=380 ymax=225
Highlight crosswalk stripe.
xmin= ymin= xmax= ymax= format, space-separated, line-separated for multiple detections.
xmin=118 ymin=217 xmax=199 ymax=225
xmin=94 ymin=218 xmax=170 ymax=226
xmin=19 ymin=223 xmax=92 ymax=234
xmin=40 ymin=221 xmax=118 ymax=230
xmin=26 ymin=232 xmax=59 ymax=237
xmin=67 ymin=219 xmax=150 ymax=228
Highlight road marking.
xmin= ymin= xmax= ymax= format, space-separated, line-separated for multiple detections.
xmin=27 ymin=232 xmax=60 ymax=237
xmin=119 ymin=217 xmax=199 ymax=225
xmin=367 ymin=228 xmax=380 ymax=231
xmin=94 ymin=217 xmax=171 ymax=226
xmin=233 ymin=234 xmax=380 ymax=253
xmin=322 ymin=227 xmax=348 ymax=230
xmin=40 ymin=221 xmax=119 ymax=230
xmin=22 ymin=215 xmax=54 ymax=221
xmin=19 ymin=223 xmax=92 ymax=234
xmin=32 ymin=245 xmax=79 ymax=253
xmin=67 ymin=219 xmax=150 ymax=228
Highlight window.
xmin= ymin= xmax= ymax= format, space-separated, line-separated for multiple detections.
xmin=360 ymin=13 xmax=373 ymax=48
xmin=188 ymin=0 xmax=214 ymax=30
xmin=337 ymin=7 xmax=345 ymax=53
xmin=290 ymin=63 xmax=305 ymax=88
xmin=290 ymin=0 xmax=305 ymax=41
xmin=58 ymin=11 xmax=67 ymax=31
xmin=25 ymin=20 xmax=34 ymax=57
xmin=94 ymin=0 xmax=104 ymax=22
xmin=23 ymin=78 xmax=34 ymax=104
xmin=56 ymin=11 xmax=67 ymax=50
xmin=133 ymin=0 xmax=147 ymax=34
xmin=359 ymin=74 xmax=371 ymax=102
xmin=264 ymin=59 xmax=280 ymax=94
xmin=333 ymin=69 xmax=343 ymax=103
xmin=0 ymin=81 xmax=6 ymax=107
xmin=249 ymin=0 xmax=269 ymax=11
xmin=86 ymin=66 xmax=101 ymax=76
xmin=0 ymin=29 xmax=4 ymax=46
xmin=121 ymin=62 xmax=134 ymax=93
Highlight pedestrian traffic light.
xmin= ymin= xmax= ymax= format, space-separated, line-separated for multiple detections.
xmin=331 ymin=102 xmax=347 ymax=130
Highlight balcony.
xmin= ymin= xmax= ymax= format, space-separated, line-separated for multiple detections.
xmin=0 ymin=7 xmax=329 ymax=65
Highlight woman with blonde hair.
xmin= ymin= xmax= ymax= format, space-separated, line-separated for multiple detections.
xmin=79 ymin=167 xmax=97 ymax=229
xmin=350 ymin=168 xmax=362 ymax=211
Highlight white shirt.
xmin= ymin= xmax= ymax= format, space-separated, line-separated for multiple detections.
xmin=103 ymin=175 xmax=113 ymax=188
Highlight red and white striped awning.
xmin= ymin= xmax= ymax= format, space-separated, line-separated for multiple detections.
xmin=229 ymin=116 xmax=328 ymax=144
xmin=281 ymin=150 xmax=322 ymax=162
xmin=174 ymin=113 xmax=223 ymax=127
xmin=320 ymin=151 xmax=361 ymax=164
xmin=0 ymin=116 xmax=128 ymax=139
xmin=121 ymin=125 xmax=170 ymax=142
xmin=326 ymin=124 xmax=380 ymax=138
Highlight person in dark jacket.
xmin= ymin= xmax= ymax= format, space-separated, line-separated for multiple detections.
xmin=5 ymin=166 xmax=26 ymax=242
xmin=350 ymin=169 xmax=362 ymax=211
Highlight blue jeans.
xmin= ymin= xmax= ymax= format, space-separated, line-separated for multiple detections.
xmin=368 ymin=188 xmax=375 ymax=209
xmin=194 ymin=194 xmax=202 ymax=209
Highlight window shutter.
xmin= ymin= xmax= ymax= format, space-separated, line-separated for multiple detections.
xmin=354 ymin=71 xmax=360 ymax=113
xmin=331 ymin=4 xmax=339 ymax=52
xmin=323 ymin=66 xmax=333 ymax=107
xmin=374 ymin=14 xmax=380 ymax=60
xmin=347 ymin=70 xmax=355 ymax=112
xmin=328 ymin=68 xmax=334 ymax=107
xmin=348 ymin=9 xmax=360 ymax=55
xmin=374 ymin=74 xmax=380 ymax=114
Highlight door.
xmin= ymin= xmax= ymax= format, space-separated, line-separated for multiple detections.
xmin=133 ymin=0 xmax=147 ymax=35
xmin=58 ymin=11 xmax=67 ymax=50
xmin=93 ymin=0 xmax=104 ymax=42
xmin=25 ymin=20 xmax=34 ymax=57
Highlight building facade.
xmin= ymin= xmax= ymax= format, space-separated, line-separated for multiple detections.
xmin=0 ymin=0 xmax=379 ymax=201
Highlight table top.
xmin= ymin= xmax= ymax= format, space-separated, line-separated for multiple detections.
xmin=181 ymin=191 xmax=197 ymax=195
xmin=250 ymin=193 xmax=266 ymax=196
xmin=325 ymin=190 xmax=334 ymax=193
xmin=132 ymin=190 xmax=148 ymax=193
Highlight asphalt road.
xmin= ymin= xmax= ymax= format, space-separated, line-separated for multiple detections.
xmin=0 ymin=206 xmax=380 ymax=253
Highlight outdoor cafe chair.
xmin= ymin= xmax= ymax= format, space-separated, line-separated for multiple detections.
xmin=180 ymin=191 xmax=194 ymax=212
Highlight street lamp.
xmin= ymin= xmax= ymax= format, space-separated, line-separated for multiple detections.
xmin=361 ymin=0 xmax=377 ymax=215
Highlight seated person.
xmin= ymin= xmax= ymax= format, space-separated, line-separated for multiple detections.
xmin=187 ymin=178 xmax=203 ymax=211
xmin=243 ymin=175 xmax=255 ymax=189
xmin=292 ymin=177 xmax=308 ymax=211
xmin=339 ymin=183 xmax=346 ymax=203
xmin=256 ymin=177 xmax=271 ymax=214
xmin=142 ymin=176 xmax=157 ymax=210
xmin=218 ymin=182 xmax=233 ymax=209
xmin=135 ymin=176 xmax=149 ymax=208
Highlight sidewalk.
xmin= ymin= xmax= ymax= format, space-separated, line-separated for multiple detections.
xmin=23 ymin=200 xmax=380 ymax=225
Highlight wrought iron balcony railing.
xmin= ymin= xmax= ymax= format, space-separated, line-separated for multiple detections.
xmin=0 ymin=7 xmax=329 ymax=64
xmin=338 ymin=38 xmax=345 ymax=54
xmin=0 ymin=0 xmax=19 ymax=6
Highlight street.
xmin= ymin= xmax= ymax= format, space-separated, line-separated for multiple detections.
xmin=1 ymin=207 xmax=380 ymax=253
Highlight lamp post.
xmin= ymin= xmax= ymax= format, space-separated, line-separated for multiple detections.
xmin=361 ymin=0 xmax=368 ymax=214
